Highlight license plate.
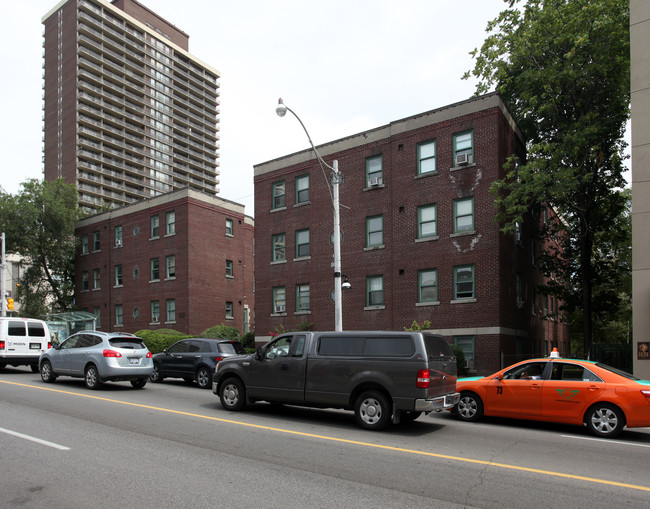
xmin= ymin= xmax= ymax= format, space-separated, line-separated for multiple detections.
xmin=129 ymin=358 xmax=140 ymax=365
xmin=30 ymin=343 xmax=41 ymax=350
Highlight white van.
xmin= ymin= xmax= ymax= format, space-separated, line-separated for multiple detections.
xmin=0 ymin=317 xmax=52 ymax=372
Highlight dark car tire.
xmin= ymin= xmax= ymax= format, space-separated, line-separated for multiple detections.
xmin=131 ymin=378 xmax=147 ymax=389
xmin=196 ymin=366 xmax=212 ymax=389
xmin=30 ymin=364 xmax=39 ymax=373
xmin=84 ymin=364 xmax=102 ymax=390
xmin=219 ymin=377 xmax=247 ymax=411
xmin=150 ymin=363 xmax=163 ymax=383
xmin=40 ymin=360 xmax=57 ymax=383
xmin=585 ymin=403 xmax=625 ymax=438
xmin=454 ymin=392 xmax=484 ymax=422
xmin=354 ymin=390 xmax=391 ymax=430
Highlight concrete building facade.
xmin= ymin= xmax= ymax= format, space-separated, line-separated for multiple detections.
xmin=74 ymin=188 xmax=254 ymax=335
xmin=42 ymin=0 xmax=220 ymax=210
xmin=254 ymin=93 xmax=569 ymax=374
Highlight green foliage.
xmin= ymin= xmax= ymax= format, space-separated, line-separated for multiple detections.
xmin=241 ymin=331 xmax=255 ymax=350
xmin=269 ymin=320 xmax=313 ymax=337
xmin=199 ymin=324 xmax=241 ymax=341
xmin=134 ymin=329 xmax=195 ymax=354
xmin=404 ymin=320 xmax=432 ymax=331
xmin=451 ymin=345 xmax=469 ymax=378
xmin=0 ymin=178 xmax=80 ymax=315
xmin=467 ymin=0 xmax=630 ymax=355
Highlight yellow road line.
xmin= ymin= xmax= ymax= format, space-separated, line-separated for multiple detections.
xmin=3 ymin=379 xmax=650 ymax=493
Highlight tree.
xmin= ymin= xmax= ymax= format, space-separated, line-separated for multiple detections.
xmin=0 ymin=179 xmax=79 ymax=315
xmin=466 ymin=0 xmax=630 ymax=356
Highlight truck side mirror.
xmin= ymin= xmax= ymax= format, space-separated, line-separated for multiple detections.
xmin=255 ymin=346 xmax=264 ymax=360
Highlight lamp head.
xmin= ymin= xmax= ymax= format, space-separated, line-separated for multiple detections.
xmin=276 ymin=97 xmax=287 ymax=117
xmin=341 ymin=276 xmax=351 ymax=290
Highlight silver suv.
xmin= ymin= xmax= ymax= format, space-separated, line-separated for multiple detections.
xmin=39 ymin=331 xmax=153 ymax=389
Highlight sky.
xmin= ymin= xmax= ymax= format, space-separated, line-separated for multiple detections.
xmin=1 ymin=0 xmax=512 ymax=215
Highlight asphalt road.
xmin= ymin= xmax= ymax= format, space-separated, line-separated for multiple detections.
xmin=1 ymin=366 xmax=649 ymax=509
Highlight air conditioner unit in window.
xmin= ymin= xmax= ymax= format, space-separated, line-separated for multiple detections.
xmin=369 ymin=176 xmax=382 ymax=187
xmin=455 ymin=153 xmax=470 ymax=166
xmin=274 ymin=305 xmax=286 ymax=313
xmin=152 ymin=315 xmax=159 ymax=322
xmin=115 ymin=239 xmax=122 ymax=247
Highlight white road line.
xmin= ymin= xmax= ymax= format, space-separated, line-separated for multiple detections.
xmin=0 ymin=426 xmax=70 ymax=451
xmin=562 ymin=435 xmax=650 ymax=448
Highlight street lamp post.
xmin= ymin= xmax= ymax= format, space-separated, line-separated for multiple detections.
xmin=276 ymin=98 xmax=344 ymax=331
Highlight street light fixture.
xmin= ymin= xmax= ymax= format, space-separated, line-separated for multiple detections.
xmin=275 ymin=98 xmax=345 ymax=331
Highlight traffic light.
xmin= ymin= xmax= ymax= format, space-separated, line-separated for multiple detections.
xmin=6 ymin=298 xmax=14 ymax=311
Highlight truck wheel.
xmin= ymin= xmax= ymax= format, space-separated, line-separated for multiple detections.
xmin=219 ymin=377 xmax=246 ymax=411
xmin=354 ymin=390 xmax=391 ymax=430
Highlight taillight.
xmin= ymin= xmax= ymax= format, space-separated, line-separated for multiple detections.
xmin=48 ymin=342 xmax=52 ymax=349
xmin=642 ymin=390 xmax=650 ymax=403
xmin=146 ymin=352 xmax=153 ymax=358
xmin=215 ymin=356 xmax=225 ymax=362
xmin=0 ymin=341 xmax=5 ymax=349
xmin=417 ymin=369 xmax=430 ymax=388
xmin=103 ymin=349 xmax=122 ymax=358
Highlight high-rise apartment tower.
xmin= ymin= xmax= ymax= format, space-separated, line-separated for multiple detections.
xmin=42 ymin=0 xmax=220 ymax=210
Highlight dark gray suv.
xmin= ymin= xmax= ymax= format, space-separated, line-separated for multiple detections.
xmin=150 ymin=338 xmax=246 ymax=389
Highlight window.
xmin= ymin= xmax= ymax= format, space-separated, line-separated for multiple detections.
xmin=225 ymin=218 xmax=233 ymax=236
xmin=115 ymin=304 xmax=123 ymax=326
xmin=273 ymin=287 xmax=286 ymax=314
xmin=166 ymin=299 xmax=176 ymax=322
xmin=272 ymin=181 xmax=286 ymax=209
xmin=366 ymin=155 xmax=383 ymax=187
xmin=225 ymin=259 xmax=233 ymax=278
xmin=166 ymin=255 xmax=175 ymax=279
xmin=296 ymin=284 xmax=310 ymax=312
xmin=367 ymin=276 xmax=384 ymax=307
xmin=272 ymin=233 xmax=286 ymax=262
xmin=454 ymin=264 xmax=475 ymax=299
xmin=114 ymin=264 xmax=123 ymax=286
xmin=295 ymin=229 xmax=310 ymax=258
xmin=417 ymin=204 xmax=437 ymax=238
xmin=225 ymin=301 xmax=234 ymax=319
xmin=454 ymin=336 xmax=475 ymax=370
xmin=516 ymin=273 xmax=524 ymax=308
xmin=295 ymin=175 xmax=309 ymax=204
xmin=165 ymin=211 xmax=175 ymax=235
xmin=453 ymin=130 xmax=474 ymax=165
xmin=81 ymin=271 xmax=89 ymax=291
xmin=114 ymin=225 xmax=123 ymax=247
xmin=81 ymin=234 xmax=89 ymax=254
xmin=150 ymin=258 xmax=160 ymax=281
xmin=453 ymin=197 xmax=474 ymax=233
xmin=417 ymin=140 xmax=436 ymax=175
xmin=93 ymin=231 xmax=100 ymax=251
xmin=418 ymin=269 xmax=438 ymax=303
xmin=366 ymin=215 xmax=383 ymax=247
xmin=93 ymin=306 xmax=101 ymax=328
xmin=151 ymin=301 xmax=160 ymax=322
xmin=93 ymin=269 xmax=100 ymax=290
xmin=150 ymin=215 xmax=160 ymax=238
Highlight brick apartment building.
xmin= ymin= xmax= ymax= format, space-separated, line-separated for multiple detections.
xmin=74 ymin=188 xmax=254 ymax=335
xmin=254 ymin=93 xmax=569 ymax=374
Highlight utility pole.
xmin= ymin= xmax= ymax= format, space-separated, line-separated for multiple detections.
xmin=1 ymin=232 xmax=6 ymax=317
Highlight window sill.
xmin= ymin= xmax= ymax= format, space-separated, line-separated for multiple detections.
xmin=225 ymin=315 xmax=234 ymax=320
xmin=149 ymin=279 xmax=161 ymax=284
xmin=164 ymin=232 xmax=176 ymax=238
xmin=450 ymin=298 xmax=477 ymax=304
xmin=415 ymin=236 xmax=439 ymax=243
xmin=114 ymin=244 xmax=123 ymax=249
xmin=270 ymin=260 xmax=287 ymax=265
xmin=92 ymin=288 xmax=101 ymax=292
xmin=416 ymin=301 xmax=440 ymax=307
xmin=364 ymin=305 xmax=385 ymax=311
xmin=165 ymin=321 xmax=176 ymax=325
xmin=271 ymin=312 xmax=288 ymax=317
xmin=270 ymin=206 xmax=287 ymax=213
xmin=450 ymin=162 xmax=476 ymax=172
xmin=364 ymin=245 xmax=385 ymax=251
xmin=294 ymin=201 xmax=311 ymax=208
xmin=294 ymin=310 xmax=312 ymax=316
xmin=293 ymin=256 xmax=311 ymax=262
xmin=225 ymin=275 xmax=234 ymax=279
xmin=225 ymin=233 xmax=234 ymax=238
xmin=450 ymin=230 xmax=476 ymax=238
xmin=114 ymin=324 xmax=124 ymax=328
xmin=113 ymin=285 xmax=123 ymax=289
xmin=164 ymin=277 xmax=176 ymax=281
xmin=414 ymin=171 xmax=438 ymax=179
xmin=149 ymin=322 xmax=160 ymax=326
xmin=363 ymin=184 xmax=385 ymax=192
xmin=149 ymin=236 xmax=160 ymax=241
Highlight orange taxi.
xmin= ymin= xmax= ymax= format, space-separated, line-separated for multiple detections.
xmin=451 ymin=351 xmax=650 ymax=438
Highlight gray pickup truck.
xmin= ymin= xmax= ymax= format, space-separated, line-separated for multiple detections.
xmin=212 ymin=331 xmax=459 ymax=430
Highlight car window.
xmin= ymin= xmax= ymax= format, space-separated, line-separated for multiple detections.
xmin=27 ymin=322 xmax=46 ymax=337
xmin=217 ymin=342 xmax=246 ymax=355
xmin=60 ymin=336 xmax=79 ymax=350
xmin=550 ymin=363 xmax=603 ymax=382
xmin=293 ymin=335 xmax=306 ymax=357
xmin=109 ymin=337 xmax=146 ymax=349
xmin=266 ymin=337 xmax=292 ymax=359
xmin=8 ymin=321 xmax=26 ymax=336
xmin=503 ymin=361 xmax=547 ymax=380
xmin=76 ymin=334 xmax=96 ymax=348
xmin=423 ymin=334 xmax=454 ymax=358
xmin=168 ymin=340 xmax=190 ymax=353
xmin=187 ymin=341 xmax=202 ymax=353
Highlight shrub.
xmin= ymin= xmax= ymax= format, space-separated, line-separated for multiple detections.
xmin=135 ymin=329 xmax=194 ymax=354
xmin=241 ymin=331 xmax=255 ymax=350
xmin=199 ymin=324 xmax=240 ymax=341
xmin=452 ymin=345 xmax=469 ymax=378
